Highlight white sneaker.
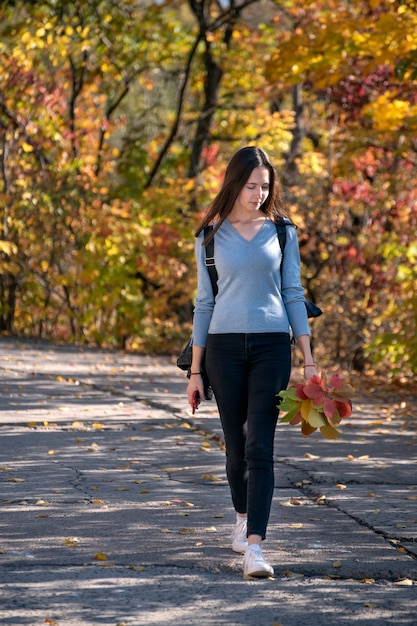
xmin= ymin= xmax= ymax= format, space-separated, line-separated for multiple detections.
xmin=231 ymin=515 xmax=248 ymax=554
xmin=243 ymin=544 xmax=274 ymax=579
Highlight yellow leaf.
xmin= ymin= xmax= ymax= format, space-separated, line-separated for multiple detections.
xmin=288 ymin=523 xmax=304 ymax=529
xmin=300 ymin=398 xmax=313 ymax=421
xmin=8 ymin=477 xmax=25 ymax=483
xmin=395 ymin=578 xmax=414 ymax=586
xmin=129 ymin=564 xmax=145 ymax=572
xmin=336 ymin=484 xmax=347 ymax=490
xmin=22 ymin=142 xmax=34 ymax=153
xmin=0 ymin=240 xmax=18 ymax=255
xmin=27 ymin=422 xmax=37 ymax=428
xmin=284 ymin=570 xmax=304 ymax=579
xmin=304 ymin=453 xmax=320 ymax=459
xmin=94 ymin=552 xmax=108 ymax=561
xmin=48 ymin=450 xmax=55 ymax=455
xmin=35 ymin=500 xmax=50 ymax=506
xmin=201 ymin=474 xmax=222 ymax=482
xmin=64 ymin=538 xmax=79 ymax=546
xmin=93 ymin=423 xmax=104 ymax=429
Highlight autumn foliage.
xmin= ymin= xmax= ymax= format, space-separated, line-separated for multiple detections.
xmin=278 ymin=372 xmax=354 ymax=439
xmin=0 ymin=0 xmax=416 ymax=377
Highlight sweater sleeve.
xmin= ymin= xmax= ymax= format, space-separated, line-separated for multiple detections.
xmin=192 ymin=232 xmax=215 ymax=347
xmin=281 ymin=224 xmax=311 ymax=338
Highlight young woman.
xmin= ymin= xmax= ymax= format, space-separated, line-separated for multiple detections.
xmin=186 ymin=146 xmax=319 ymax=579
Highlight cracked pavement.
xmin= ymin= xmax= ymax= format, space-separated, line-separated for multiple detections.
xmin=0 ymin=337 xmax=416 ymax=625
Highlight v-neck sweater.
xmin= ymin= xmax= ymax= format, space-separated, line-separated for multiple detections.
xmin=192 ymin=218 xmax=311 ymax=347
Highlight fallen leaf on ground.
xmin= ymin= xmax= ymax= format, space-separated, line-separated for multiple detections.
xmin=284 ymin=570 xmax=304 ymax=579
xmin=64 ymin=538 xmax=79 ymax=546
xmin=395 ymin=579 xmax=414 ymax=586
xmin=201 ymin=473 xmax=222 ymax=482
xmin=129 ymin=565 xmax=145 ymax=572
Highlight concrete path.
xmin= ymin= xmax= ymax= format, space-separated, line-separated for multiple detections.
xmin=0 ymin=337 xmax=416 ymax=625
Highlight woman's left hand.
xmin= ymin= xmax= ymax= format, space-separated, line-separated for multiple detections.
xmin=303 ymin=364 xmax=319 ymax=380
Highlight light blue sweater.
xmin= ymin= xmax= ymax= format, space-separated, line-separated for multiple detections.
xmin=192 ymin=218 xmax=311 ymax=347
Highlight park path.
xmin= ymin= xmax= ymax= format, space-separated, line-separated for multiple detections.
xmin=0 ymin=337 xmax=416 ymax=626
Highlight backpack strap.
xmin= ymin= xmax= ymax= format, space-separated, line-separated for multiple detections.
xmin=203 ymin=225 xmax=218 ymax=297
xmin=275 ymin=218 xmax=287 ymax=256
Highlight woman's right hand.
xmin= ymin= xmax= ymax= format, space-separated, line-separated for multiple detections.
xmin=187 ymin=373 xmax=205 ymax=407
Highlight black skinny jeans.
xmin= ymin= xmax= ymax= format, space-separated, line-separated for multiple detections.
xmin=205 ymin=332 xmax=291 ymax=540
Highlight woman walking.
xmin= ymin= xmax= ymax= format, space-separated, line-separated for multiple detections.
xmin=186 ymin=146 xmax=318 ymax=579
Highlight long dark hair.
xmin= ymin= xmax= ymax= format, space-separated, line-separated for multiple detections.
xmin=196 ymin=146 xmax=287 ymax=244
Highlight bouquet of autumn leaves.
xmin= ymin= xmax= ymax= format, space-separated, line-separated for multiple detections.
xmin=277 ymin=372 xmax=354 ymax=439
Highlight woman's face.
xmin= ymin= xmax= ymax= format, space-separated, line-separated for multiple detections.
xmin=234 ymin=166 xmax=270 ymax=216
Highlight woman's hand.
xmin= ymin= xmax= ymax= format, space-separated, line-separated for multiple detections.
xmin=187 ymin=373 xmax=205 ymax=408
xmin=303 ymin=364 xmax=319 ymax=380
